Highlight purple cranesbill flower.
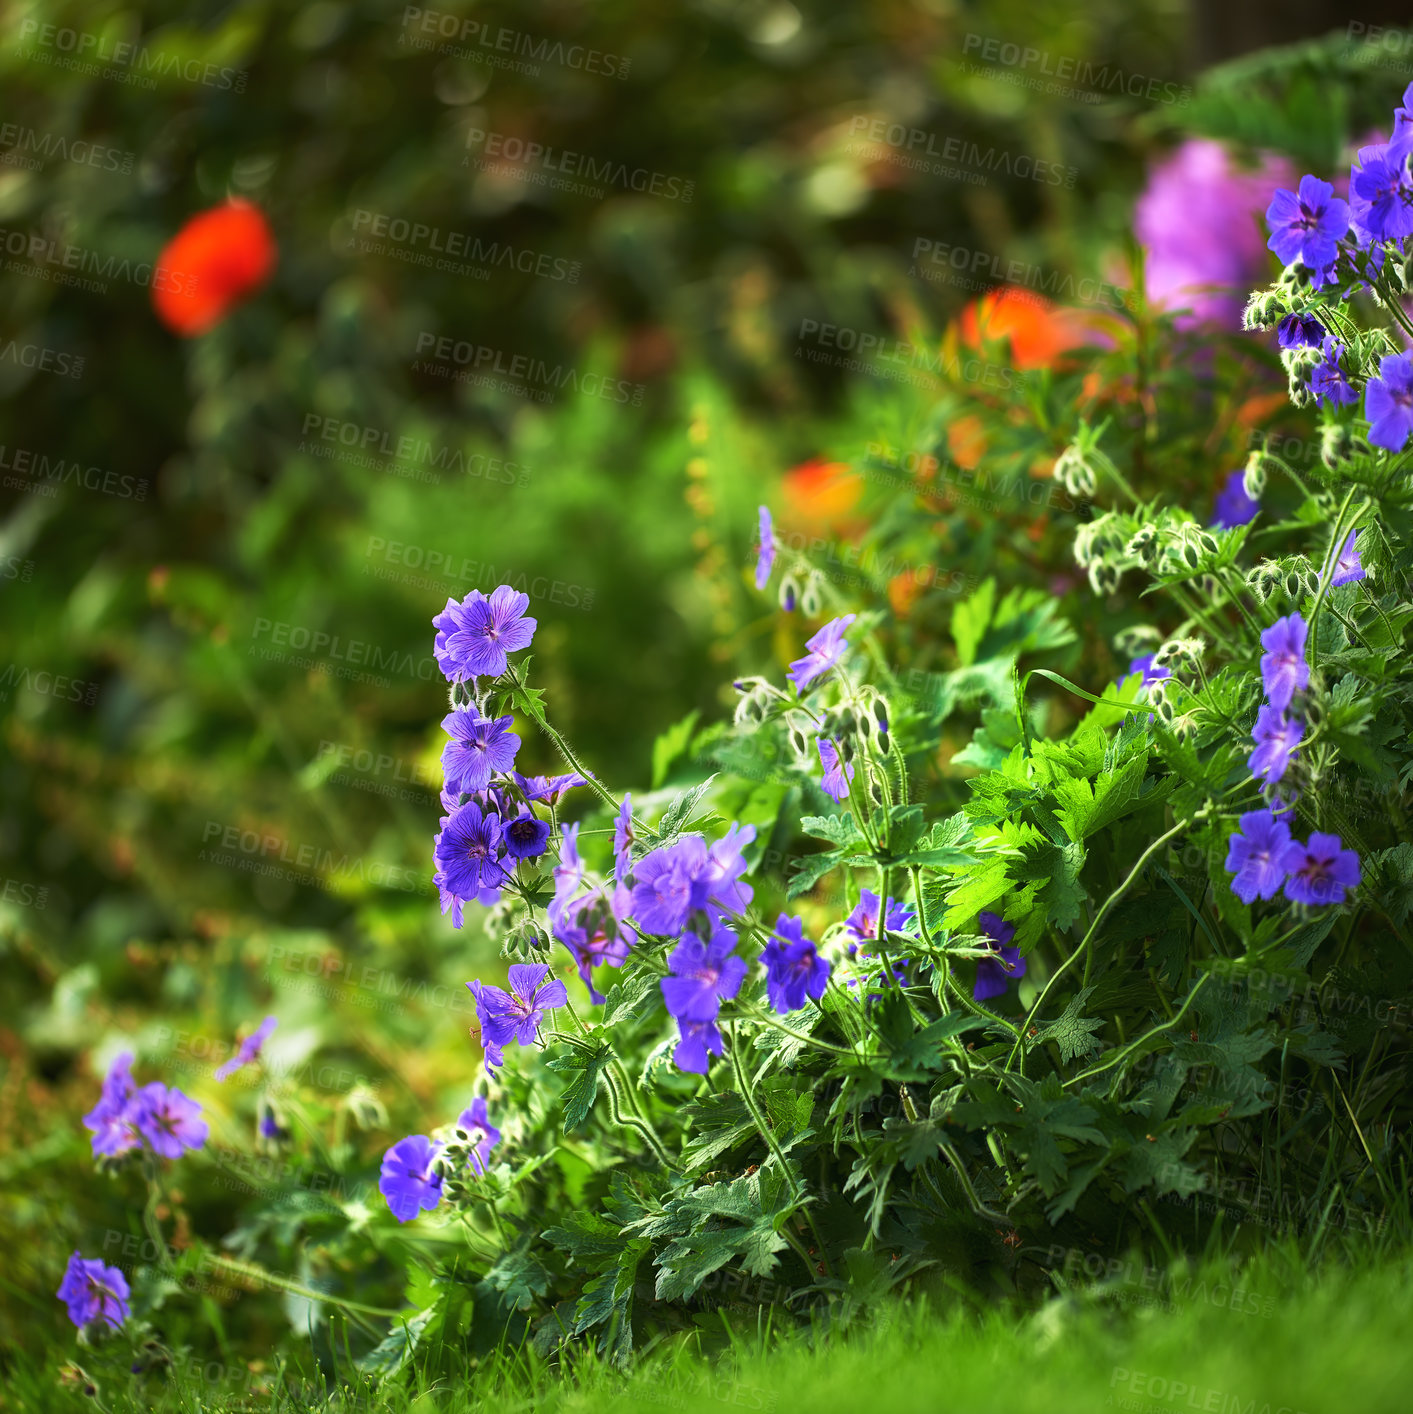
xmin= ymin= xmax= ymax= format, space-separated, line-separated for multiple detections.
xmin=700 ymin=823 xmax=756 ymax=919
xmin=379 ymin=1135 xmax=443 ymax=1222
xmin=133 ymin=1082 xmax=208 ymax=1159
xmin=435 ymin=872 xmax=466 ymax=929
xmin=1350 ymin=138 xmax=1413 ymax=244
xmin=441 ymin=710 xmax=520 ymax=794
xmin=673 ymin=1015 xmax=725 ymax=1074
xmin=514 ymin=770 xmax=588 ymax=806
xmin=1309 ymin=338 xmax=1359 ymax=409
xmin=754 ymin=505 xmax=776 ymax=590
xmin=661 ymin=921 xmax=748 ymax=1022
xmin=214 ymin=1015 xmax=278 ymax=1082
xmin=434 ymin=801 xmax=506 ymax=900
xmin=1124 ymin=654 xmax=1171 ymax=691
xmin=1282 ymin=832 xmax=1361 ymax=906
xmin=974 ymin=910 xmax=1026 ymax=1002
xmin=1276 ymin=313 xmax=1326 ymax=350
xmin=83 ymin=1053 xmax=142 ymax=1158
xmin=502 ymin=811 xmax=551 ymax=860
xmin=1224 ymin=808 xmax=1296 ymax=903
xmin=817 ymin=737 xmax=854 ymax=804
xmin=467 ymin=964 xmax=568 ymax=1048
xmin=614 ymin=795 xmax=636 ymax=879
xmin=1365 ymin=352 xmax=1413 ymax=452
xmin=759 ymin=914 xmax=830 ymax=1014
xmin=57 ymin=1252 xmax=130 ymax=1330
xmin=843 ymin=890 xmax=916 ymax=949
xmin=548 ymin=821 xmax=586 ymax=928
xmin=1323 ymin=528 xmax=1367 ymax=588
xmin=631 ymin=835 xmax=708 ymax=936
xmin=1248 ymin=705 xmax=1302 ymax=787
xmin=554 ymin=885 xmax=633 ymax=1003
xmin=455 ymin=1096 xmax=501 ymax=1176
xmin=1259 ymin=613 xmax=1309 ymax=712
xmin=787 ymin=614 xmax=856 ymax=692
xmin=1210 ymin=469 xmax=1259 ymax=529
xmin=433 ymin=585 xmax=537 ymax=681
xmin=1266 ymin=175 xmax=1349 ymax=277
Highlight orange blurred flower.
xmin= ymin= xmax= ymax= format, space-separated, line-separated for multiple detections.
xmin=153 ymin=200 xmax=276 ymax=336
xmin=782 ymin=457 xmax=863 ymax=530
xmin=957 ymin=285 xmax=1095 ymax=370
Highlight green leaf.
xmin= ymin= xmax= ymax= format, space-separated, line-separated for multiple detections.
xmin=1033 ymin=985 xmax=1105 ymax=1064
xmin=357 ymin=1306 xmax=438 ymax=1376
xmin=654 ymin=775 xmax=719 ymax=840
xmin=546 ymin=1040 xmax=615 ymax=1132
xmin=800 ymin=812 xmax=865 ymax=849
xmin=652 ymin=710 xmax=701 ymax=789
xmin=952 ymin=576 xmax=996 ymax=667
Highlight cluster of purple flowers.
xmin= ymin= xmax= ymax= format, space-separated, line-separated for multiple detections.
xmin=1247 ymin=612 xmax=1309 ymax=790
xmin=1225 ymin=809 xmax=1361 ymax=907
xmin=82 ymin=1052 xmax=207 ymax=1161
xmin=57 ymin=1252 xmax=130 ymax=1331
xmin=1263 ymin=85 xmax=1413 ymax=450
xmin=378 ymin=1096 xmax=501 ymax=1223
xmin=430 ymin=587 xmax=586 ymax=929
xmin=840 ymin=890 xmax=916 ymax=998
xmin=547 ymin=819 xmax=633 ymax=1004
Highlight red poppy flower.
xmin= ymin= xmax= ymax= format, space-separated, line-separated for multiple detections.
xmin=782 ymin=457 xmax=863 ymax=531
xmin=152 ymin=200 xmax=275 ymax=336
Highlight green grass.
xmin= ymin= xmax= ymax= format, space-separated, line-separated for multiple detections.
xmin=11 ymin=1240 xmax=1413 ymax=1414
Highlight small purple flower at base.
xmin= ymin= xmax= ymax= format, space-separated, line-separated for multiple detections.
xmin=1265 ymin=175 xmax=1349 ymax=277
xmin=467 ymin=964 xmax=569 ymax=1048
xmin=134 ymin=1083 xmax=208 ymax=1158
xmin=1210 ymin=469 xmax=1258 ymax=530
xmin=441 ymin=710 xmax=520 ymax=794
xmin=455 ymin=1097 xmax=501 ymax=1176
xmin=379 ymin=1135 xmax=444 ymax=1222
xmin=1276 ymin=313 xmax=1325 ymax=350
xmin=57 ymin=1253 xmax=130 ymax=1331
xmin=1283 ymin=833 xmax=1361 ymax=906
xmin=1225 ymin=809 xmax=1297 ymax=904
xmin=661 ymin=922 xmax=748 ymax=1022
xmin=503 ymin=811 xmax=551 ymax=860
xmin=214 ymin=1015 xmax=278 ymax=1082
xmin=843 ymin=890 xmax=916 ymax=948
xmin=1365 ymin=352 xmax=1413 ymax=452
xmin=433 ymin=585 xmax=537 ymax=681
xmin=1259 ymin=613 xmax=1309 ymax=713
xmin=434 ymin=801 xmax=506 ymax=900
xmin=759 ymin=915 xmax=831 ymax=1014
xmin=754 ymin=505 xmax=776 ymax=590
xmin=1248 ymin=705 xmax=1302 ymax=787
xmin=1324 ymin=529 xmax=1367 ymax=588
xmin=787 ymin=614 xmax=856 ymax=692
xmin=673 ymin=1015 xmax=725 ymax=1074
xmin=1309 ymin=339 xmax=1359 ymax=409
xmin=817 ymin=737 xmax=854 ymax=803
xmin=974 ymin=911 xmax=1026 ymax=1002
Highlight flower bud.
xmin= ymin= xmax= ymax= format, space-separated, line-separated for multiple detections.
xmin=1088 ymin=562 xmax=1121 ymax=596
xmin=1320 ymin=421 xmax=1355 ymax=469
xmin=800 ymin=575 xmax=823 ymax=617
xmin=1242 ymin=451 xmax=1266 ymax=502
xmin=779 ymin=574 xmax=800 ymax=613
xmin=1125 ymin=524 xmax=1160 ymax=568
xmin=1115 ymin=624 xmax=1161 ymax=657
xmin=1056 ymin=444 xmax=1098 ymax=499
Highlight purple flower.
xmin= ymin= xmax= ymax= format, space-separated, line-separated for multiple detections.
xmin=481 ymin=1038 xmax=505 ymax=1075
xmin=673 ymin=1016 xmax=725 ymax=1074
xmin=549 ymin=822 xmax=586 ymax=926
xmin=503 ymin=811 xmax=551 ymax=860
xmin=759 ymin=915 xmax=830 ymax=1014
xmin=214 ymin=1015 xmax=278 ymax=1082
xmin=843 ymin=890 xmax=916 ymax=948
xmin=1324 ymin=529 xmax=1367 ymax=588
xmin=433 ymin=586 xmax=537 ymax=681
xmin=1266 ymin=175 xmax=1349 ymax=278
xmin=754 ymin=505 xmax=776 ymax=590
xmin=455 ymin=1096 xmax=501 ymax=1176
xmin=467 ymin=964 xmax=568 ymax=1048
xmin=434 ymin=801 xmax=506 ymax=900
xmin=1123 ymin=654 xmax=1171 ymax=691
xmin=1248 ymin=705 xmax=1302 ymax=787
xmin=379 ymin=1135 xmax=444 ymax=1222
xmin=614 ymin=795 xmax=636 ymax=879
xmin=1365 ymin=352 xmax=1413 ymax=452
xmin=441 ymin=710 xmax=520 ymax=794
xmin=1350 ymin=138 xmax=1413 ymax=244
xmin=57 ymin=1253 xmax=130 ymax=1330
xmin=133 ymin=1082 xmax=208 ymax=1158
xmin=1309 ymin=338 xmax=1359 ymax=409
xmin=1135 ymin=139 xmax=1296 ymax=329
xmin=514 ymin=771 xmax=588 ymax=806
xmin=631 ymin=836 xmax=708 ymax=935
xmin=700 ymin=823 xmax=756 ymax=919
xmin=1210 ymin=469 xmax=1259 ymax=529
xmin=1259 ymin=613 xmax=1309 ymax=712
xmin=83 ymin=1054 xmax=142 ymax=1158
xmin=1276 ymin=313 xmax=1326 ymax=349
xmin=974 ymin=910 xmax=1026 ymax=1002
xmin=661 ymin=921 xmax=748 ymax=1022
xmin=1283 ymin=832 xmax=1361 ymax=906
xmin=1224 ymin=808 xmax=1296 ymax=903
xmin=787 ymin=614 xmax=856 ymax=692
xmin=817 ymin=737 xmax=854 ymax=803
xmin=553 ymin=885 xmax=633 ymax=1003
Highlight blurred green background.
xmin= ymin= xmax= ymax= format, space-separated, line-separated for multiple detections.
xmin=3 ymin=0 xmax=1411 ymax=1367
